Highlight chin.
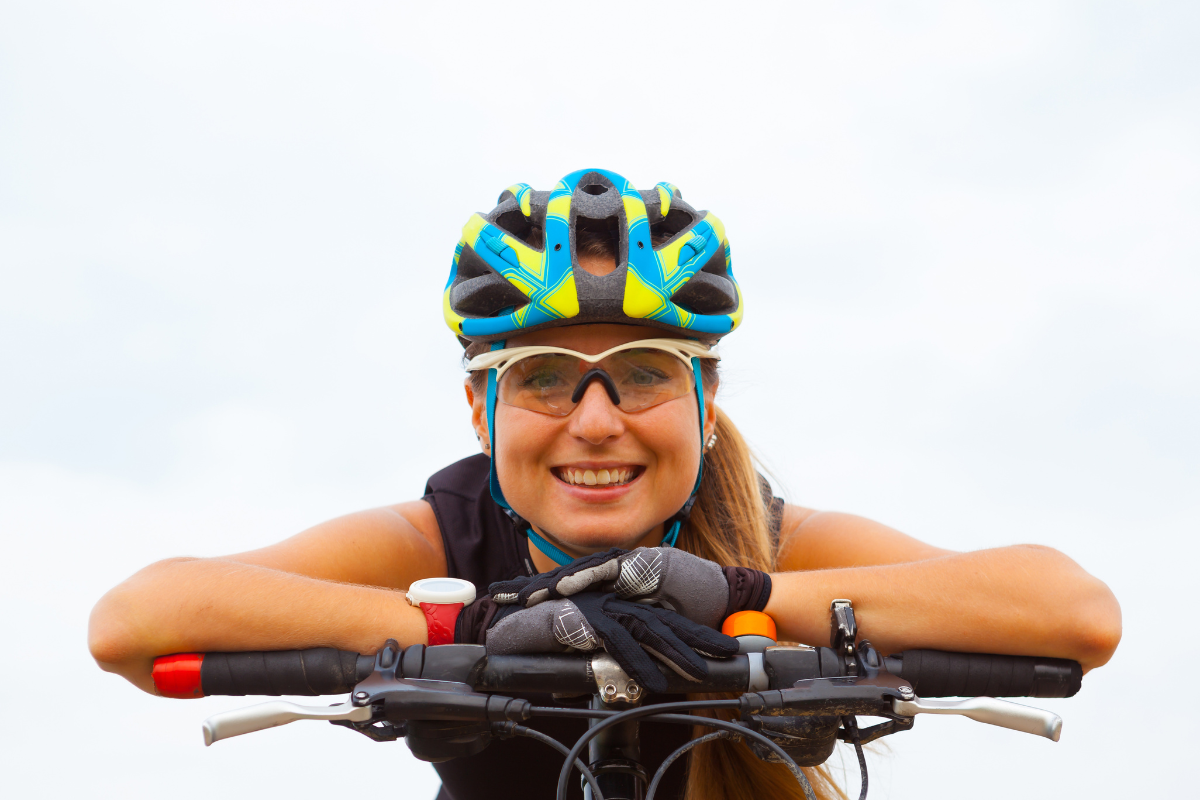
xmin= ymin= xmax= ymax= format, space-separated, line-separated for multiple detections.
xmin=543 ymin=521 xmax=650 ymax=551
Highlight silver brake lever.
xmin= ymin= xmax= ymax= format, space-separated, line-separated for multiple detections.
xmin=202 ymin=700 xmax=373 ymax=746
xmin=892 ymin=696 xmax=1062 ymax=742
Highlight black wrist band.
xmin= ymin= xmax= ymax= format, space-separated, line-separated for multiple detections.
xmin=722 ymin=566 xmax=773 ymax=620
xmin=455 ymin=596 xmax=498 ymax=645
xmin=455 ymin=596 xmax=529 ymax=645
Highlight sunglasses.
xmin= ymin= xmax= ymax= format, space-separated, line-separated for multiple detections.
xmin=467 ymin=339 xmax=718 ymax=417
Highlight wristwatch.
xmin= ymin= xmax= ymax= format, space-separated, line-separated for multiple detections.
xmin=407 ymin=577 xmax=477 ymax=646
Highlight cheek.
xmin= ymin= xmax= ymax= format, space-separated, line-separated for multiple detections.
xmin=636 ymin=399 xmax=702 ymax=483
xmin=492 ymin=406 xmax=558 ymax=474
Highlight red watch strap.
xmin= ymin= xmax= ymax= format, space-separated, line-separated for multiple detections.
xmin=420 ymin=601 xmax=465 ymax=646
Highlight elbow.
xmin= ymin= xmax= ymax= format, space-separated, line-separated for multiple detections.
xmin=89 ymin=586 xmax=161 ymax=695
xmin=88 ymin=558 xmax=199 ymax=685
xmin=1064 ymin=579 xmax=1123 ymax=672
xmin=1075 ymin=601 xmax=1122 ymax=672
xmin=88 ymin=583 xmax=144 ymax=671
xmin=1010 ymin=544 xmax=1123 ymax=670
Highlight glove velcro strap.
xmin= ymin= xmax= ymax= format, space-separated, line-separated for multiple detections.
xmin=456 ymin=596 xmax=525 ymax=645
xmin=722 ymin=567 xmax=772 ymax=620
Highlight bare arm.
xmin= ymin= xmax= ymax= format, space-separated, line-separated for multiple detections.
xmin=88 ymin=500 xmax=446 ymax=694
xmin=764 ymin=507 xmax=1122 ymax=672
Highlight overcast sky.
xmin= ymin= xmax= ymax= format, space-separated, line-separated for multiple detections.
xmin=2 ymin=2 xmax=1196 ymax=797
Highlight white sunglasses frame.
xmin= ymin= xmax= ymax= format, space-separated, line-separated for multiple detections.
xmin=465 ymin=338 xmax=720 ymax=382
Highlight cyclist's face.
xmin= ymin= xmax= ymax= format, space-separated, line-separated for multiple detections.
xmin=466 ymin=323 xmax=717 ymax=557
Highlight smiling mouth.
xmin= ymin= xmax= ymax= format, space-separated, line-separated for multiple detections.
xmin=553 ymin=466 xmax=642 ymax=487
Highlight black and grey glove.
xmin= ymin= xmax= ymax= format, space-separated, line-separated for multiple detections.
xmin=458 ymin=590 xmax=739 ymax=694
xmin=487 ymin=547 xmax=772 ymax=630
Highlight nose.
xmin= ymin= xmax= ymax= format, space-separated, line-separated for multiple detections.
xmin=566 ymin=378 xmax=625 ymax=445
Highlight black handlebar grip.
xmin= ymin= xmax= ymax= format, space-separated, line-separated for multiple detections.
xmin=888 ymin=650 xmax=1082 ymax=698
xmin=200 ymin=648 xmax=375 ymax=696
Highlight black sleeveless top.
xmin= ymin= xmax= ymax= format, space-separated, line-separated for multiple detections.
xmin=421 ymin=454 xmax=783 ymax=800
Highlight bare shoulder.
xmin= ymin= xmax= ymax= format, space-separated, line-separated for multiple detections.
xmin=777 ymin=504 xmax=955 ymax=572
xmin=226 ymin=499 xmax=447 ymax=590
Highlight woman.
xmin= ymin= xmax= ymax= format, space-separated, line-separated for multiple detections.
xmin=89 ymin=169 xmax=1121 ymax=800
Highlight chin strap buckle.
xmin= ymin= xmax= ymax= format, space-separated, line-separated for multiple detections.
xmin=506 ymin=509 xmax=576 ymax=567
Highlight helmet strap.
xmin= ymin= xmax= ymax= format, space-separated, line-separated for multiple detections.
xmin=690 ymin=356 xmax=706 ymax=493
xmin=485 ymin=340 xmax=511 ymax=511
xmin=661 ymin=356 xmax=708 ymax=550
xmin=487 ymin=339 xmax=575 ymax=567
xmin=506 ymin=509 xmax=575 ymax=567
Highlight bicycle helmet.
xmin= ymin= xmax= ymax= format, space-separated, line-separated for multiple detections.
xmin=444 ymin=169 xmax=742 ymax=566
xmin=443 ymin=168 xmax=742 ymax=345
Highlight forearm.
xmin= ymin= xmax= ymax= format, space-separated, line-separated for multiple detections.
xmin=88 ymin=557 xmax=427 ymax=694
xmin=764 ymin=544 xmax=1121 ymax=671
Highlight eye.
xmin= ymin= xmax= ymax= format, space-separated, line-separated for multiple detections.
xmin=519 ymin=368 xmax=568 ymax=390
xmin=624 ymin=365 xmax=671 ymax=386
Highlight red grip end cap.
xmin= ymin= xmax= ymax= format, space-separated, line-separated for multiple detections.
xmin=152 ymin=653 xmax=205 ymax=698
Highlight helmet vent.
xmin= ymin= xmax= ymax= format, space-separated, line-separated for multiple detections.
xmin=494 ymin=209 xmax=536 ymax=245
xmin=451 ymin=247 xmax=532 ymax=317
xmin=581 ymin=183 xmax=609 ymax=196
xmin=574 ymin=216 xmax=621 ymax=276
xmin=651 ymin=208 xmax=696 ymax=241
xmin=669 ymin=247 xmax=737 ymax=315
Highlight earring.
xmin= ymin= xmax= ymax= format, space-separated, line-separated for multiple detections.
xmin=705 ymin=433 xmax=718 ymax=452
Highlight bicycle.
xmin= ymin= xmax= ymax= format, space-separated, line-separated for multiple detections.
xmin=151 ymin=600 xmax=1081 ymax=800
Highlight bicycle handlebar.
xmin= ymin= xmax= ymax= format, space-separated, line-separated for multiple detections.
xmin=154 ymin=605 xmax=1083 ymax=800
xmin=886 ymin=649 xmax=1082 ymax=699
xmin=154 ymin=644 xmax=1081 ymax=700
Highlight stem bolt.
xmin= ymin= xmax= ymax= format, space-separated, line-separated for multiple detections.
xmin=898 ymin=685 xmax=914 ymax=700
xmin=626 ymin=683 xmax=641 ymax=699
xmin=603 ymin=684 xmax=617 ymax=698
xmin=354 ymin=691 xmax=369 ymax=702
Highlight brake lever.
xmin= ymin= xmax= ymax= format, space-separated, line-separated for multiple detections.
xmin=892 ymin=696 xmax=1062 ymax=742
xmin=202 ymin=700 xmax=373 ymax=745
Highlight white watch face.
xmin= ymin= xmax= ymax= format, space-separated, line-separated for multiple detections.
xmin=406 ymin=577 xmax=476 ymax=606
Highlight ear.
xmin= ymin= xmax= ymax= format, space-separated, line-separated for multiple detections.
xmin=464 ymin=377 xmax=491 ymax=455
xmin=701 ymin=373 xmax=719 ymax=444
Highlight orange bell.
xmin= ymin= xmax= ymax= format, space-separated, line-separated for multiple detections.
xmin=721 ymin=610 xmax=777 ymax=641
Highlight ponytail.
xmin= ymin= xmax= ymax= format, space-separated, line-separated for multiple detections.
xmin=678 ymin=372 xmax=845 ymax=799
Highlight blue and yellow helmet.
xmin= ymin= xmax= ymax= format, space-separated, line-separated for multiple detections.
xmin=443 ymin=168 xmax=743 ymax=345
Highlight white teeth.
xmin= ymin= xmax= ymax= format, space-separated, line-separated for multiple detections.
xmin=558 ymin=467 xmax=636 ymax=486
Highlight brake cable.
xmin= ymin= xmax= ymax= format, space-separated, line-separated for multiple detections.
xmin=842 ymin=716 xmax=869 ymax=800
xmin=645 ymin=730 xmax=737 ymax=800
xmin=491 ymin=721 xmax=605 ymax=800
xmin=551 ymin=699 xmax=817 ymax=800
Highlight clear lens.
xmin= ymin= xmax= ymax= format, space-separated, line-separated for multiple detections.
xmin=498 ymin=348 xmax=695 ymax=416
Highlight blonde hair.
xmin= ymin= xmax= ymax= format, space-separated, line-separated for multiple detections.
xmin=466 ymin=350 xmax=843 ymax=799
xmin=680 ymin=397 xmax=844 ymax=800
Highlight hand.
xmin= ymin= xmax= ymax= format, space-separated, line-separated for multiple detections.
xmin=469 ymin=591 xmax=739 ymax=694
xmin=488 ymin=547 xmax=772 ymax=629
